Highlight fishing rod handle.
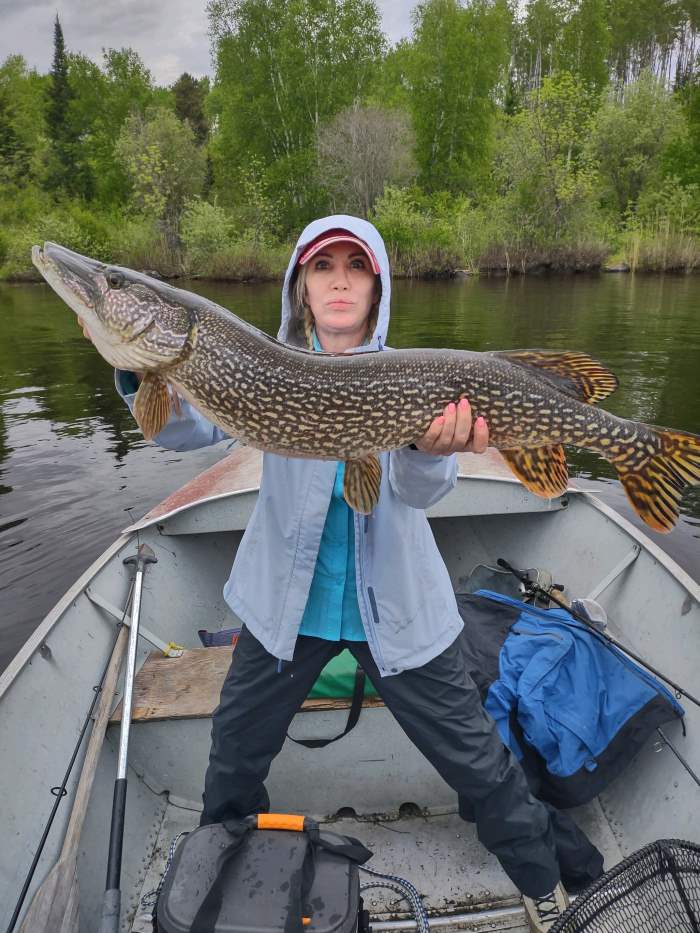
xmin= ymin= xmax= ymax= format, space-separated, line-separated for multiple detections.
xmin=117 ymin=545 xmax=156 ymax=779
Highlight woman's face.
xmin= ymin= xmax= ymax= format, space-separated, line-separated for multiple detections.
xmin=303 ymin=242 xmax=378 ymax=347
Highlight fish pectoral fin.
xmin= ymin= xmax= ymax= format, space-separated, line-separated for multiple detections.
xmin=500 ymin=446 xmax=569 ymax=498
xmin=492 ymin=350 xmax=619 ymax=404
xmin=133 ymin=373 xmax=172 ymax=440
xmin=343 ymin=455 xmax=382 ymax=514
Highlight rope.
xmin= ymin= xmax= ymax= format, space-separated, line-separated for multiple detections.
xmin=140 ymin=831 xmax=189 ymax=918
xmin=360 ymin=864 xmax=431 ymax=931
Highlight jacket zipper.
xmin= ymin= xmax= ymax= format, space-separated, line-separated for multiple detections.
xmin=355 ymin=513 xmax=386 ymax=672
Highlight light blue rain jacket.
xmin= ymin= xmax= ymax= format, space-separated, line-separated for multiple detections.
xmin=116 ymin=215 xmax=464 ymax=676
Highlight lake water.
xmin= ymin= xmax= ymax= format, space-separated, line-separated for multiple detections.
xmin=1 ymin=273 xmax=699 ymax=673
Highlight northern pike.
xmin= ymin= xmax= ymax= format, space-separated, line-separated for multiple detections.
xmin=32 ymin=242 xmax=700 ymax=531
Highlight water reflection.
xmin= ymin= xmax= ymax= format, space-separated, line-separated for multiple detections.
xmin=1 ymin=273 xmax=699 ymax=673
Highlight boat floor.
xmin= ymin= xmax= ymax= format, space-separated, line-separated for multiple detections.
xmin=130 ymin=797 xmax=624 ymax=932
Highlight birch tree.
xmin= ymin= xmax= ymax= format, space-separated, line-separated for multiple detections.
xmin=405 ymin=0 xmax=511 ymax=195
xmin=207 ymin=0 xmax=385 ymax=227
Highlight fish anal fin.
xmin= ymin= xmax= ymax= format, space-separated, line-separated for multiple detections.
xmin=133 ymin=373 xmax=172 ymax=440
xmin=493 ymin=350 xmax=619 ymax=404
xmin=344 ymin=455 xmax=382 ymax=514
xmin=615 ymin=427 xmax=700 ymax=533
xmin=501 ymin=446 xmax=569 ymax=498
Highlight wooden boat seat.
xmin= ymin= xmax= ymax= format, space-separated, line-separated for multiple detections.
xmin=110 ymin=646 xmax=385 ymax=723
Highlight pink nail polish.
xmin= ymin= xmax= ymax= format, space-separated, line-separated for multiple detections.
xmin=448 ymin=402 xmax=456 ymax=413
xmin=476 ymin=416 xmax=486 ymax=427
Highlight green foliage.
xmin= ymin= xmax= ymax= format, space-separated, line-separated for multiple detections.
xmin=1 ymin=206 xmax=112 ymax=280
xmin=188 ymin=235 xmax=290 ymax=280
xmin=622 ymin=175 xmax=700 ymax=272
xmin=370 ymin=186 xmax=464 ymax=276
xmin=181 ymin=197 xmax=234 ymax=271
xmin=207 ymin=0 xmax=385 ymax=224
xmin=515 ymin=0 xmax=567 ymax=88
xmin=406 ymin=0 xmax=512 ymax=194
xmin=115 ymin=106 xmax=206 ymax=243
xmin=172 ymin=72 xmax=210 ymax=143
xmin=2 ymin=4 xmax=700 ymax=279
xmin=662 ymin=80 xmax=700 ymax=189
xmin=559 ymin=0 xmax=609 ymax=93
xmin=496 ymin=72 xmax=602 ymax=242
xmin=588 ymin=70 xmax=685 ymax=215
xmin=90 ymin=48 xmax=157 ymax=204
xmin=45 ymin=16 xmax=85 ymax=196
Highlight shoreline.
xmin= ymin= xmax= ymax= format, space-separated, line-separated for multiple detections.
xmin=4 ymin=264 xmax=699 ymax=285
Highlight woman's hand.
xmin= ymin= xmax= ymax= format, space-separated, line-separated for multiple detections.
xmin=414 ymin=398 xmax=489 ymax=456
xmin=77 ymin=316 xmax=93 ymax=342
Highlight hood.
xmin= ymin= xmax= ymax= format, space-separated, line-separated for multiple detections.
xmin=278 ymin=214 xmax=391 ymax=351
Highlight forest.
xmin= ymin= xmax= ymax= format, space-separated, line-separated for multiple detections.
xmin=1 ymin=0 xmax=699 ymax=280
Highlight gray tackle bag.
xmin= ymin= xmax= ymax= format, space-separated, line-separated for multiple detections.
xmin=155 ymin=813 xmax=373 ymax=933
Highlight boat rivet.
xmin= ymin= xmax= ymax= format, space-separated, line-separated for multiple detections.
xmin=39 ymin=643 xmax=52 ymax=660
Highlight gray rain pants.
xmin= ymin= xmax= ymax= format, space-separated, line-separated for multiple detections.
xmin=201 ymin=626 xmax=561 ymax=898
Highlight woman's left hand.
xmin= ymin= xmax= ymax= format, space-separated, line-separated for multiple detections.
xmin=414 ymin=398 xmax=489 ymax=456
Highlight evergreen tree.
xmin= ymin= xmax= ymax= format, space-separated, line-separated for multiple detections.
xmin=45 ymin=15 xmax=77 ymax=194
xmin=0 ymin=96 xmax=27 ymax=183
xmin=173 ymin=73 xmax=210 ymax=144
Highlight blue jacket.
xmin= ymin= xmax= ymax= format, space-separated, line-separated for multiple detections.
xmin=477 ymin=591 xmax=685 ymax=778
xmin=116 ymin=215 xmax=463 ymax=676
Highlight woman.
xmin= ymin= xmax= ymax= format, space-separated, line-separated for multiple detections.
xmin=101 ymin=215 xmax=575 ymax=932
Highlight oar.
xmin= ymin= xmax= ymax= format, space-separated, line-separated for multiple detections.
xmin=16 ymin=623 xmax=130 ymax=933
xmin=99 ymin=544 xmax=157 ymax=933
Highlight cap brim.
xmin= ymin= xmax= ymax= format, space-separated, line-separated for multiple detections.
xmin=298 ymin=234 xmax=380 ymax=274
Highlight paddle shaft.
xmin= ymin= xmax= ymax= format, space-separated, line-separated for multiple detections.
xmin=11 ymin=623 xmax=130 ymax=933
xmin=99 ymin=544 xmax=157 ymax=933
xmin=497 ymin=558 xmax=700 ymax=709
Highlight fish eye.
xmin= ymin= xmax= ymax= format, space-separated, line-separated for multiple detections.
xmin=107 ymin=270 xmax=124 ymax=289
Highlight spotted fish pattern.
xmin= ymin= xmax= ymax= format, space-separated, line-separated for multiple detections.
xmin=33 ymin=242 xmax=700 ymax=530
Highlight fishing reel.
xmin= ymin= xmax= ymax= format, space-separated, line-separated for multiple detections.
xmin=515 ymin=567 xmax=566 ymax=609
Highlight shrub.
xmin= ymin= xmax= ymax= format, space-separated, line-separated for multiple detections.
xmin=180 ymin=197 xmax=233 ymax=274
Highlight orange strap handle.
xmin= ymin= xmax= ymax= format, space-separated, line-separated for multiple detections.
xmin=256 ymin=813 xmax=306 ymax=832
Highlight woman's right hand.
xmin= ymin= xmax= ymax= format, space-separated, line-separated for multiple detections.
xmin=77 ymin=316 xmax=93 ymax=343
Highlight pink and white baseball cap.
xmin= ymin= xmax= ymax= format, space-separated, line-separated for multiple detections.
xmin=297 ymin=228 xmax=380 ymax=274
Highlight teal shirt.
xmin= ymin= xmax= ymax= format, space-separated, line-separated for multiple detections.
xmin=298 ymin=331 xmax=366 ymax=642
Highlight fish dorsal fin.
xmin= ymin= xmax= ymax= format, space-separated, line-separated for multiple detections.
xmin=134 ymin=373 xmax=172 ymax=440
xmin=492 ymin=350 xmax=619 ymax=404
xmin=500 ymin=446 xmax=569 ymax=498
xmin=343 ymin=455 xmax=382 ymax=513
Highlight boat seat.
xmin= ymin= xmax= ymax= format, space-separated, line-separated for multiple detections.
xmin=110 ymin=646 xmax=385 ymax=723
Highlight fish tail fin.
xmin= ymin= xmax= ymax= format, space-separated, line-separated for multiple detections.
xmin=613 ymin=427 xmax=700 ymax=533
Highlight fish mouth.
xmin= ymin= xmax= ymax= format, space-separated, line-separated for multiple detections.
xmin=32 ymin=242 xmax=105 ymax=313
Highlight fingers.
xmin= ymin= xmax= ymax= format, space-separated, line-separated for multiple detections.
xmin=77 ymin=316 xmax=92 ymax=342
xmin=415 ymin=398 xmax=489 ymax=455
xmin=468 ymin=415 xmax=489 ymax=454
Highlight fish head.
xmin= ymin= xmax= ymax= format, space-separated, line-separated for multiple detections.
xmin=32 ymin=242 xmax=194 ymax=371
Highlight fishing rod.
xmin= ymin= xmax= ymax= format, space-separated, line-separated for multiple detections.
xmin=6 ymin=579 xmax=135 ymax=933
xmin=497 ymin=558 xmax=700 ymax=711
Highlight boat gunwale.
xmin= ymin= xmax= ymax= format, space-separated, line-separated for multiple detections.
xmin=0 ymin=530 xmax=133 ymax=699
xmin=3 ymin=469 xmax=698 ymax=702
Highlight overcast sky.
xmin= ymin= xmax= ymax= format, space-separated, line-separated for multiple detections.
xmin=0 ymin=1 xmax=415 ymax=86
